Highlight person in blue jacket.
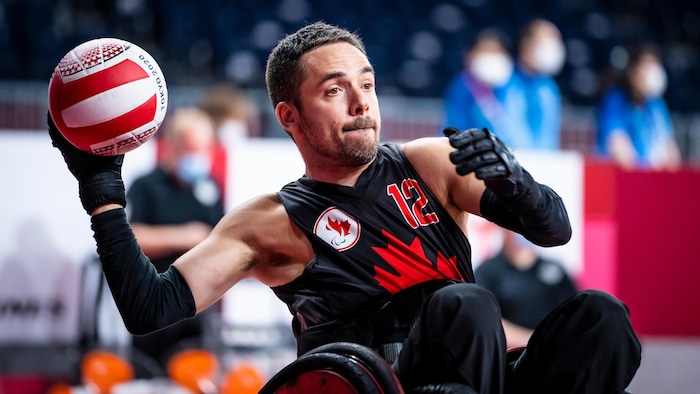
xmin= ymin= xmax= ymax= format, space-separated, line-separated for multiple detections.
xmin=511 ymin=19 xmax=566 ymax=151
xmin=596 ymin=43 xmax=681 ymax=170
xmin=442 ymin=28 xmax=531 ymax=149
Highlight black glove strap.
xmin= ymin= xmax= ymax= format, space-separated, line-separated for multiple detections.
xmin=80 ymin=171 xmax=126 ymax=214
xmin=47 ymin=111 xmax=127 ymax=215
xmin=480 ymin=184 xmax=572 ymax=247
xmin=91 ymin=208 xmax=196 ymax=334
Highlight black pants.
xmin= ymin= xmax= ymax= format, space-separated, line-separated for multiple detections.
xmin=394 ymin=283 xmax=641 ymax=394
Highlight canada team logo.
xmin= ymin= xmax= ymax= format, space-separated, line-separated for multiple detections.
xmin=313 ymin=207 xmax=361 ymax=251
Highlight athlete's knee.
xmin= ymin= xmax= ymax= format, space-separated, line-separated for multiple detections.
xmin=574 ymin=290 xmax=630 ymax=319
xmin=426 ymin=283 xmax=502 ymax=328
xmin=568 ymin=290 xmax=639 ymax=342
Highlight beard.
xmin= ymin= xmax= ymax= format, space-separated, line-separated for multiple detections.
xmin=301 ymin=115 xmax=380 ymax=167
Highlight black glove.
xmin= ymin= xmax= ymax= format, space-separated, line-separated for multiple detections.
xmin=443 ymin=127 xmax=572 ymax=247
xmin=47 ymin=112 xmax=126 ymax=214
xmin=444 ymin=126 xmax=535 ymax=202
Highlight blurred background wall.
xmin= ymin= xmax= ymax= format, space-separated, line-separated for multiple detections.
xmin=1 ymin=0 xmax=700 ymax=159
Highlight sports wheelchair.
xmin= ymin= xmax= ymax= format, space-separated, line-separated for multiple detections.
xmin=260 ymin=280 xmax=512 ymax=394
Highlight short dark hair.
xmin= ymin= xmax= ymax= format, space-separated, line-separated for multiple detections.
xmin=620 ymin=41 xmax=663 ymax=104
xmin=463 ymin=27 xmax=512 ymax=55
xmin=625 ymin=42 xmax=661 ymax=70
xmin=265 ymin=21 xmax=367 ymax=109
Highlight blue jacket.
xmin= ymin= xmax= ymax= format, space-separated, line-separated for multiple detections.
xmin=442 ymin=70 xmax=558 ymax=151
xmin=596 ymin=86 xmax=674 ymax=167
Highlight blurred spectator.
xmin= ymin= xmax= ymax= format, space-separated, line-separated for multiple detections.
xmin=198 ymin=83 xmax=257 ymax=207
xmin=199 ymin=83 xmax=257 ymax=140
xmin=475 ymin=229 xmax=577 ymax=348
xmin=442 ymin=28 xmax=530 ymax=148
xmin=511 ymin=18 xmax=567 ymax=151
xmin=596 ymin=43 xmax=681 ymax=170
xmin=126 ymin=107 xmax=225 ymax=369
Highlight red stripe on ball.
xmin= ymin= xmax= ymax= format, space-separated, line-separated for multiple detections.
xmin=59 ymin=58 xmax=149 ymax=108
xmin=63 ymin=95 xmax=157 ymax=151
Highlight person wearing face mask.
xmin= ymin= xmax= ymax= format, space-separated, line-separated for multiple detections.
xmin=596 ymin=43 xmax=681 ymax=170
xmin=199 ymin=83 xmax=257 ymax=203
xmin=126 ymin=107 xmax=225 ymax=370
xmin=511 ymin=19 xmax=567 ymax=151
xmin=442 ymin=28 xmax=531 ymax=148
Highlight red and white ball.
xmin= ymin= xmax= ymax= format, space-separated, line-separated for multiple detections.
xmin=48 ymin=38 xmax=168 ymax=156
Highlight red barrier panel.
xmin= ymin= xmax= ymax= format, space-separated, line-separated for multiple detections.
xmin=583 ymin=160 xmax=700 ymax=337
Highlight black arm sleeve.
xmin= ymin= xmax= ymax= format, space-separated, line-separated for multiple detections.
xmin=480 ymin=183 xmax=572 ymax=247
xmin=91 ymin=208 xmax=197 ymax=335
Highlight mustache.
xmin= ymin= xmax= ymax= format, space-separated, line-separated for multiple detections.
xmin=342 ymin=117 xmax=377 ymax=132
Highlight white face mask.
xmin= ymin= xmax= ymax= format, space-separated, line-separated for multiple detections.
xmin=640 ymin=63 xmax=667 ymax=99
xmin=532 ymin=39 xmax=566 ymax=75
xmin=470 ymin=53 xmax=513 ymax=87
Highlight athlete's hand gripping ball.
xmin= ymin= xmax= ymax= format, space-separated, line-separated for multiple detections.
xmin=48 ymin=112 xmax=126 ymax=214
xmin=443 ymin=127 xmax=537 ymax=202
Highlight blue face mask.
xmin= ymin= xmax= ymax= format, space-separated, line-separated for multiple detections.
xmin=513 ymin=233 xmax=533 ymax=248
xmin=176 ymin=153 xmax=211 ymax=184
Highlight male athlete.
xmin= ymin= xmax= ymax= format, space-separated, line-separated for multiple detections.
xmin=49 ymin=22 xmax=640 ymax=393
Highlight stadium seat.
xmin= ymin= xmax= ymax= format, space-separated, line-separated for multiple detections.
xmin=166 ymin=348 xmax=220 ymax=394
xmin=80 ymin=350 xmax=134 ymax=394
xmin=220 ymin=362 xmax=267 ymax=394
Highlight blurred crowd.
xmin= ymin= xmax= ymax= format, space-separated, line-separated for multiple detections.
xmin=1 ymin=0 xmax=699 ymax=111
xmin=443 ymin=19 xmax=682 ymax=169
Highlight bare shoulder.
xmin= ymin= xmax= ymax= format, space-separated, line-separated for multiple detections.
xmin=215 ymin=193 xmax=313 ymax=286
xmin=220 ymin=192 xmax=288 ymax=225
xmin=172 ymin=193 xmax=310 ymax=310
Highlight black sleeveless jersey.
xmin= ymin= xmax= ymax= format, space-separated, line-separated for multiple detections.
xmin=273 ymin=143 xmax=475 ymax=329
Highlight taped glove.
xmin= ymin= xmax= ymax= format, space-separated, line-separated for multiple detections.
xmin=47 ymin=112 xmax=126 ymax=214
xmin=443 ymin=127 xmax=571 ymax=246
xmin=443 ymin=126 xmax=533 ymax=199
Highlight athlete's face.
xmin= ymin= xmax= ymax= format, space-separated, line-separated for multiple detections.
xmin=295 ymin=42 xmax=381 ymax=167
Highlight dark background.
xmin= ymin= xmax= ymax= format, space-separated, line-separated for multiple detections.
xmin=1 ymin=0 xmax=698 ymax=111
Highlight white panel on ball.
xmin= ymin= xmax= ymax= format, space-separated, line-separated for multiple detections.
xmin=48 ymin=37 xmax=168 ymax=156
xmin=62 ymin=78 xmax=156 ymax=127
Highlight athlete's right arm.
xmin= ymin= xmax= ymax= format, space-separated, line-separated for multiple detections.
xmin=173 ymin=193 xmax=313 ymax=313
xmin=90 ymin=194 xmax=301 ymax=335
xmin=48 ymin=114 xmax=303 ymax=335
xmin=48 ymin=112 xmax=193 ymax=333
xmin=91 ymin=207 xmax=199 ymax=334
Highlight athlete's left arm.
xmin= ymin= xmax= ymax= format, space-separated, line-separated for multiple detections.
xmin=402 ymin=136 xmax=485 ymax=217
xmin=403 ymin=131 xmax=571 ymax=247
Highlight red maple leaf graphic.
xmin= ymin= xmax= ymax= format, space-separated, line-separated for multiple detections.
xmin=326 ymin=218 xmax=351 ymax=236
xmin=372 ymin=230 xmax=464 ymax=294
